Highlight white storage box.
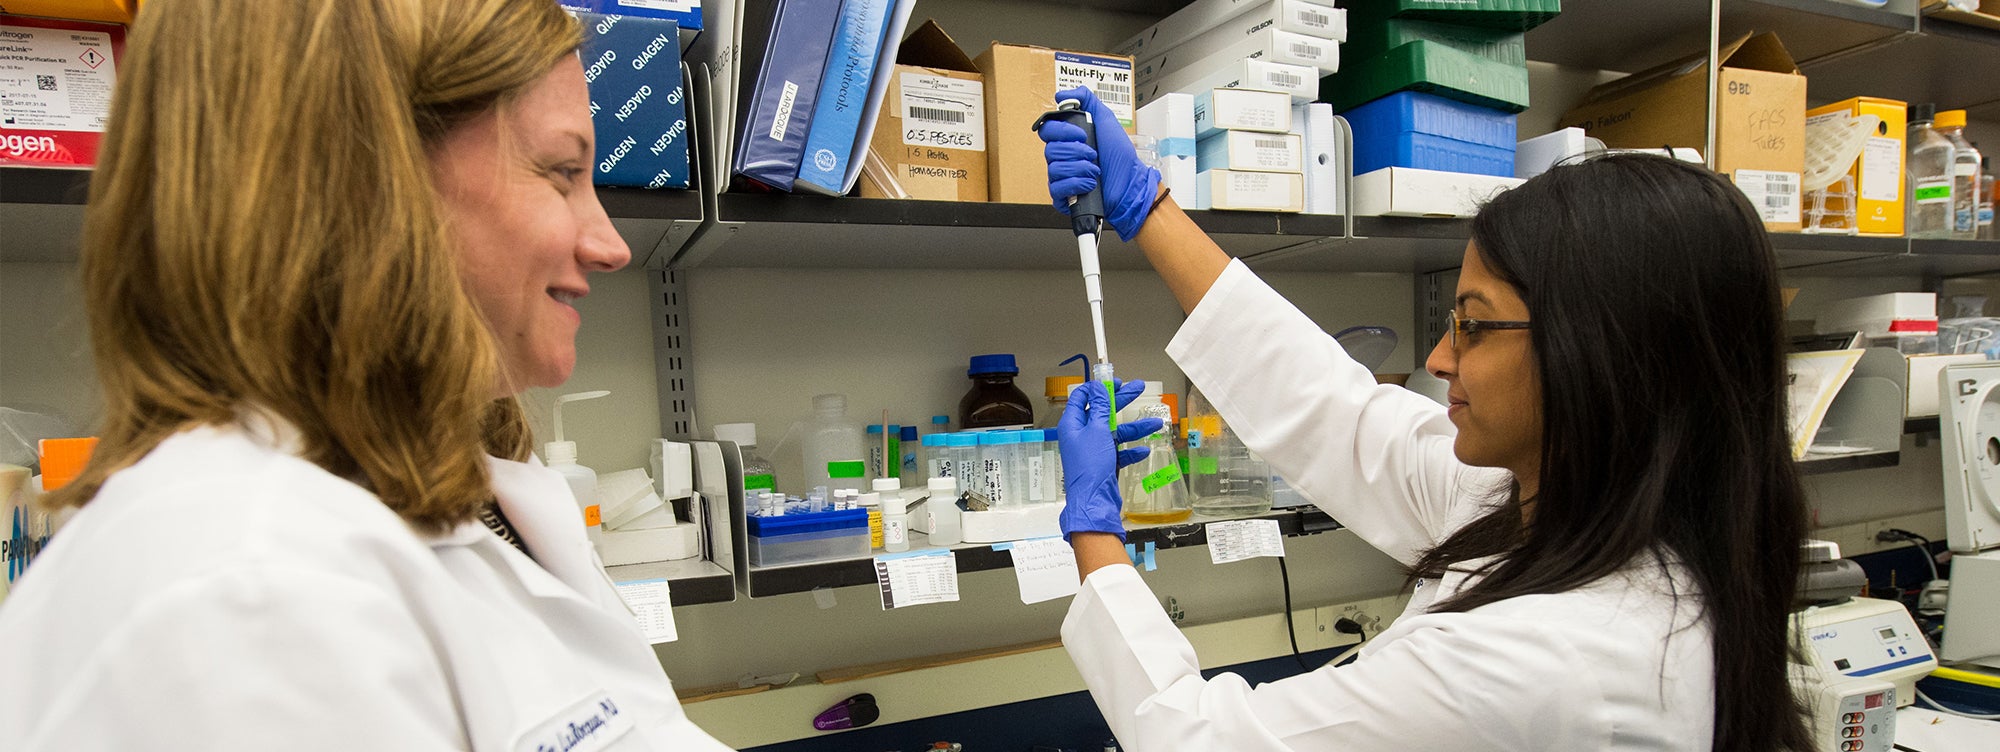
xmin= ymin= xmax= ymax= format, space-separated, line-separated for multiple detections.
xmin=1139 ymin=57 xmax=1317 ymax=106
xmin=1194 ymin=88 xmax=1293 ymax=138
xmin=1352 ymin=166 xmax=1522 ymax=217
xmin=1197 ymin=169 xmax=1305 ymax=212
xmin=1814 ymin=293 xmax=1938 ymax=338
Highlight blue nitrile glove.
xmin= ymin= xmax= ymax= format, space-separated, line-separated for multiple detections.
xmin=1039 ymin=86 xmax=1161 ymax=242
xmin=1058 ymin=379 xmax=1165 ymax=542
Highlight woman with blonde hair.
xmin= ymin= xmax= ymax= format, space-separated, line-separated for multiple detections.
xmin=0 ymin=1 xmax=732 ymax=748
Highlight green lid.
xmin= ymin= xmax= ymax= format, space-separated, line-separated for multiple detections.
xmin=827 ymin=461 xmax=866 ymax=478
xmin=1321 ymin=40 xmax=1530 ymax=114
xmin=1343 ymin=17 xmax=1526 ymax=67
xmin=1344 ymin=0 xmax=1562 ymax=32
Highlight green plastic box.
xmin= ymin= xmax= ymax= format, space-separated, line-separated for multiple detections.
xmin=1320 ymin=40 xmax=1531 ymax=114
xmin=1343 ymin=17 xmax=1527 ymax=66
xmin=1345 ymin=0 xmax=1562 ymax=32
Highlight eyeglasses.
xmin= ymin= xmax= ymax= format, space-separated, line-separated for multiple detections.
xmin=1448 ymin=309 xmax=1531 ymax=350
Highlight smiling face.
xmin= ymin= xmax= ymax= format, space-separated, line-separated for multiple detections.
xmin=430 ymin=56 xmax=630 ymax=396
xmin=1424 ymin=241 xmax=1544 ymax=495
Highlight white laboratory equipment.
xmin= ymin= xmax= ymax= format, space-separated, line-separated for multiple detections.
xmin=1790 ymin=596 xmax=1938 ymax=750
xmin=1934 ymin=362 xmax=2000 ymax=668
xmin=597 ymin=442 xmax=701 ymax=566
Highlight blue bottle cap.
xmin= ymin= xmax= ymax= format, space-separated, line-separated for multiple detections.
xmin=921 ymin=433 xmax=948 ymax=447
xmin=968 ymin=354 xmax=1019 ymax=376
xmin=948 ymin=433 xmax=979 ymax=448
xmin=1016 ymin=430 xmax=1043 ymax=443
xmin=979 ymin=431 xmax=1012 ymax=445
xmin=866 ymin=424 xmax=883 ymax=434
xmin=1044 ymin=428 xmax=1059 ymax=441
xmin=900 ymin=425 xmax=919 ymax=441
xmin=931 ymin=415 xmax=950 ymax=425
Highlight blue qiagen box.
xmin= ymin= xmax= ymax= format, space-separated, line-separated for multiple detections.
xmin=574 ymin=12 xmax=691 ymax=189
xmin=1342 ymin=90 xmax=1517 ymax=178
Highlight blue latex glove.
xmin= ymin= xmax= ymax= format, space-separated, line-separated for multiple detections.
xmin=1058 ymin=379 xmax=1165 ymax=542
xmin=1038 ymin=86 xmax=1161 ymax=242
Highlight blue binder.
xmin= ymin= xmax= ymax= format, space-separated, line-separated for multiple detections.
xmin=792 ymin=0 xmax=897 ymax=196
xmin=731 ymin=0 xmax=844 ymax=191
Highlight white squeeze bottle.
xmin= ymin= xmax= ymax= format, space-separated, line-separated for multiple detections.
xmin=927 ymin=476 xmax=963 ymax=546
xmin=547 ymin=390 xmax=610 ymax=543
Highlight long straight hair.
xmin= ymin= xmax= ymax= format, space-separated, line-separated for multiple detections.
xmin=1410 ymin=154 xmax=1811 ymax=751
xmin=50 ymin=0 xmax=578 ymax=533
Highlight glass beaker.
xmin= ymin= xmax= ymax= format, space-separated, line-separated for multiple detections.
xmin=1185 ymin=387 xmax=1272 ymax=517
xmin=1120 ymin=400 xmax=1191 ymax=524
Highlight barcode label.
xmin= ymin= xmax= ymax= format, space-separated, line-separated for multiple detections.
xmin=910 ymin=107 xmax=965 ymax=124
xmin=1096 ymin=82 xmax=1133 ymax=106
xmin=1255 ymin=138 xmax=1288 ymax=150
xmin=1735 ymin=169 xmax=1801 ymax=224
xmin=900 ymin=72 xmax=985 ymax=151
xmin=1289 ymin=43 xmax=1320 ymax=59
xmin=1299 ymin=9 xmax=1330 ymax=28
xmin=1270 ymin=71 xmax=1304 ymax=89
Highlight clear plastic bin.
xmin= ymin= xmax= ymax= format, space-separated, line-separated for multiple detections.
xmin=746 ymin=508 xmax=871 ymax=567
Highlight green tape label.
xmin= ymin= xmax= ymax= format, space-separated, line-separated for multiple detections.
xmin=1914 ymin=182 xmax=1952 ymax=203
xmin=828 ymin=461 xmax=866 ymax=478
xmin=744 ymin=474 xmax=775 ymax=491
xmin=1141 ymin=463 xmax=1184 ymax=493
xmin=1191 ymin=457 xmax=1220 ymax=475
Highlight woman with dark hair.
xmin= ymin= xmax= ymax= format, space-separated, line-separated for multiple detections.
xmin=1041 ymin=87 xmax=1811 ymax=752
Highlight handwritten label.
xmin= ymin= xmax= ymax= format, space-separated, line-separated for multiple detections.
xmin=1003 ymin=537 xmax=1081 ymax=604
xmin=1207 ymin=519 xmax=1285 ymax=564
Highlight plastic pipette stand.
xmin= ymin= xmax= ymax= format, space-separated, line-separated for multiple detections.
xmin=1034 ymin=98 xmax=1118 ymax=431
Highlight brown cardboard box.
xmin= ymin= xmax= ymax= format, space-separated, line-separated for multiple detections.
xmin=975 ymin=43 xmax=1135 ymax=204
xmin=1559 ymin=32 xmax=1808 ymax=232
xmin=858 ymin=20 xmax=988 ymax=201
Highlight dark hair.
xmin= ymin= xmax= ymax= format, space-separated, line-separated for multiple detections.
xmin=1411 ymin=154 xmax=1811 ymax=751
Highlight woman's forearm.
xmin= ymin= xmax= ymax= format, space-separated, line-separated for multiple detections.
xmin=1131 ymin=195 xmax=1231 ymax=315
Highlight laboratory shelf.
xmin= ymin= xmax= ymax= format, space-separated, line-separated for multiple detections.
xmin=1784 ymin=238 xmax=2000 ymax=278
xmin=735 ymin=505 xmax=1344 ymax=598
xmin=1797 ymin=449 xmax=1901 ymax=475
xmin=0 ymin=165 xmax=706 ymax=265
xmin=605 ymin=558 xmax=737 ymax=607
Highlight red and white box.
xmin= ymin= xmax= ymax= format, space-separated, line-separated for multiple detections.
xmin=1 ymin=14 xmax=127 ymax=167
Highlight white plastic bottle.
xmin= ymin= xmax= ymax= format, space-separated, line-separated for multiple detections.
xmin=1934 ymin=109 xmax=1983 ymax=240
xmin=802 ymin=394 xmax=867 ymax=493
xmin=713 ymin=422 xmax=776 ymax=494
xmin=1907 ymin=104 xmax=1956 ymax=239
xmin=926 ymin=476 xmax=963 ymax=546
xmin=881 ymin=494 xmax=911 ymax=553
xmin=546 ymin=390 xmax=610 ymax=543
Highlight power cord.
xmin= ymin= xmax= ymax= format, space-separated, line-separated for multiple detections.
xmin=1277 ymin=557 xmax=1366 ymax=673
xmin=1915 ymin=686 xmax=2000 ymax=721
xmin=1876 ymin=528 xmax=1941 ymax=584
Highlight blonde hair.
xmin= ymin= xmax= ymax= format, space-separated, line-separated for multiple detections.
xmin=54 ymin=0 xmax=581 ymax=533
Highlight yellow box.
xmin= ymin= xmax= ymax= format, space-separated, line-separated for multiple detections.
xmin=0 ymin=0 xmax=137 ymax=23
xmin=1806 ymin=97 xmax=1907 ymax=236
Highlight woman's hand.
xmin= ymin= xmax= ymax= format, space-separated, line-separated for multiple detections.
xmin=1057 ymin=379 xmax=1163 ymax=541
xmin=1038 ymin=86 xmax=1160 ymax=241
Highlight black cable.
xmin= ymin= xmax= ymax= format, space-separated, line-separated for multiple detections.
xmin=1878 ymin=529 xmax=1942 ymax=584
xmin=1278 ymin=557 xmax=1311 ymax=672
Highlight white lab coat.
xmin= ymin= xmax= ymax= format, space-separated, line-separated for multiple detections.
xmin=1061 ymin=260 xmax=1715 ymax=751
xmin=0 ymin=413 xmax=732 ymax=752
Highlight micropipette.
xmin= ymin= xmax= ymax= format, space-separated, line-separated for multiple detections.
xmin=1034 ymin=98 xmax=1118 ymax=429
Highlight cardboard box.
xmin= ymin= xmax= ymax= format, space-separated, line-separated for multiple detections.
xmin=1196 ymin=169 xmax=1304 ymax=212
xmin=1114 ymin=0 xmax=1340 ymax=59
xmin=1194 ymin=88 xmax=1293 ymax=138
xmin=1195 ymin=130 xmax=1302 ymax=173
xmin=0 ymin=14 xmax=124 ymax=167
xmin=1138 ymin=57 xmax=1317 ymax=106
xmin=0 ymin=0 xmax=137 ymax=23
xmin=1558 ymin=33 xmax=1807 ymax=232
xmin=858 ymin=20 xmax=987 ymax=201
xmin=574 ymin=12 xmax=690 ymax=189
xmin=1805 ymin=97 xmax=1906 ymax=236
xmin=975 ymin=43 xmax=1133 ymax=204
xmin=1353 ymin=166 xmax=1522 ymax=217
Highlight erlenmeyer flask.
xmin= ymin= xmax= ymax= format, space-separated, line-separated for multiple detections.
xmin=1120 ymin=400 xmax=1191 ymax=524
xmin=1185 ymin=386 xmax=1272 ymax=517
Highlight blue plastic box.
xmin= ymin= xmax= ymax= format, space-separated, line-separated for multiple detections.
xmin=1342 ymin=90 xmax=1517 ymax=177
xmin=746 ymin=508 xmax=871 ymax=566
